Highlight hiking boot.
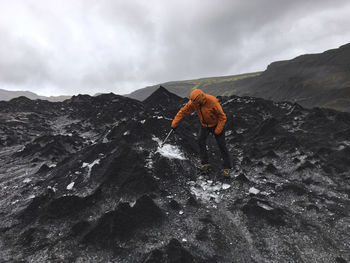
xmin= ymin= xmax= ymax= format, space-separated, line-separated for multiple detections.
xmin=198 ymin=164 xmax=211 ymax=176
xmin=223 ymin=168 xmax=231 ymax=178
xmin=200 ymin=163 xmax=211 ymax=171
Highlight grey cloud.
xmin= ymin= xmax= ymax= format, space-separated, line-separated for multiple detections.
xmin=0 ymin=0 xmax=350 ymax=96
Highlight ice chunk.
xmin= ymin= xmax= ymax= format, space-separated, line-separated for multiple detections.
xmin=152 ymin=136 xmax=186 ymax=160
xmin=222 ymin=183 xmax=231 ymax=190
xmin=257 ymin=201 xmax=274 ymax=211
xmin=66 ymin=182 xmax=75 ymax=190
xmin=249 ymin=187 xmax=260 ymax=195
xmin=179 ymin=210 xmax=184 ymax=215
xmin=23 ymin=178 xmax=31 ymax=183
xmin=27 ymin=194 xmax=36 ymax=200
xmin=47 ymin=186 xmax=57 ymax=192
xmin=11 ymin=200 xmax=19 ymax=205
xmin=190 ymin=179 xmax=226 ymax=203
xmin=82 ymin=159 xmax=100 ymax=178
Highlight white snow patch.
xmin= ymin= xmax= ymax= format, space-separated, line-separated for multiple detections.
xmin=17 ymin=146 xmax=25 ymax=152
xmin=222 ymin=99 xmax=235 ymax=105
xmin=140 ymin=120 xmax=146 ymax=124
xmin=11 ymin=200 xmax=20 ymax=205
xmin=336 ymin=141 xmax=350 ymax=150
xmin=249 ymin=187 xmax=260 ymax=195
xmin=123 ymin=131 xmax=130 ymax=136
xmin=236 ymin=128 xmax=246 ymax=134
xmin=179 ymin=210 xmax=184 ymax=215
xmin=82 ymin=159 xmax=100 ymax=178
xmin=222 ymin=183 xmax=231 ymax=190
xmin=145 ymin=152 xmax=154 ymax=169
xmin=47 ymin=186 xmax=57 ymax=192
xmin=23 ymin=178 xmax=32 ymax=184
xmin=152 ymin=136 xmax=186 ymax=160
xmin=66 ymin=182 xmax=75 ymax=190
xmin=257 ymin=201 xmax=274 ymax=211
xmin=27 ymin=194 xmax=36 ymax=200
xmin=225 ymin=130 xmax=233 ymax=136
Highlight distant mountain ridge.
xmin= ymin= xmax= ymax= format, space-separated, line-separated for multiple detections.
xmin=127 ymin=43 xmax=350 ymax=112
xmin=3 ymin=43 xmax=350 ymax=112
xmin=0 ymin=89 xmax=71 ymax=102
xmin=126 ymin=72 xmax=261 ymax=102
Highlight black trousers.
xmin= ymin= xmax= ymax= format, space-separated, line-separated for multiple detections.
xmin=198 ymin=126 xmax=232 ymax=169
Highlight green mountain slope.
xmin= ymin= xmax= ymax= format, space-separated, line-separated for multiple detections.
xmin=126 ymin=72 xmax=261 ymax=101
xmin=127 ymin=43 xmax=350 ymax=112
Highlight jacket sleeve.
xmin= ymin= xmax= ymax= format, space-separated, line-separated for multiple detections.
xmin=171 ymin=101 xmax=195 ymax=128
xmin=214 ymin=102 xmax=227 ymax=135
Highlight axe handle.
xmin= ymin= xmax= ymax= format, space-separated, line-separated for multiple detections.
xmin=161 ymin=129 xmax=173 ymax=147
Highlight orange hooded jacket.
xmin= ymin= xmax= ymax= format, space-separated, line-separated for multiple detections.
xmin=171 ymin=89 xmax=227 ymax=135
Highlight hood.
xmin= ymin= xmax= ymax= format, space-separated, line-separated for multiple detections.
xmin=189 ymin=89 xmax=207 ymax=105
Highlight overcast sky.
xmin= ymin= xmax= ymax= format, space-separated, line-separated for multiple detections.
xmin=1 ymin=0 xmax=350 ymax=96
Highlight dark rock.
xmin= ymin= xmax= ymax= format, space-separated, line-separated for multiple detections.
xmin=254 ymin=118 xmax=279 ymax=137
xmin=71 ymin=221 xmax=90 ymax=237
xmin=168 ymin=199 xmax=181 ymax=210
xmin=277 ymin=182 xmax=308 ymax=196
xmin=143 ymin=238 xmax=197 ymax=263
xmin=187 ymin=196 xmax=199 ymax=207
xmin=199 ymin=215 xmax=214 ymax=224
xmin=242 ymin=198 xmax=286 ymax=226
xmin=35 ymin=164 xmax=51 ymax=174
xmin=18 ymin=194 xmax=51 ymax=222
xmin=83 ymin=195 xmax=164 ymax=246
xmin=293 ymin=157 xmax=301 ymax=164
xmin=336 ymin=256 xmax=348 ymax=263
xmin=265 ymin=163 xmax=278 ymax=174
xmin=165 ymin=238 xmax=197 ymax=263
xmin=296 ymin=160 xmax=315 ymax=171
xmin=45 ymin=195 xmax=88 ymax=219
xmin=196 ymin=226 xmax=209 ymax=241
xmin=256 ymin=161 xmax=264 ymax=167
xmin=235 ymin=173 xmax=250 ymax=182
xmin=264 ymin=150 xmax=278 ymax=158
xmin=241 ymin=157 xmax=252 ymax=165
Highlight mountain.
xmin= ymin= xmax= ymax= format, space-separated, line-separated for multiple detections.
xmin=126 ymin=72 xmax=261 ymax=101
xmin=0 ymin=88 xmax=71 ymax=102
xmin=0 ymin=89 xmax=349 ymax=262
xmin=241 ymin=43 xmax=350 ymax=112
xmin=127 ymin=43 xmax=350 ymax=112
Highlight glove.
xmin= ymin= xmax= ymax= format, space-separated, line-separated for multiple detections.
xmin=214 ymin=127 xmax=222 ymax=135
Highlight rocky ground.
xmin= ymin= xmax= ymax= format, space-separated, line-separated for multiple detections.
xmin=0 ymin=87 xmax=349 ymax=262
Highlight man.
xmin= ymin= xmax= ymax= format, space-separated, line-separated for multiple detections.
xmin=171 ymin=89 xmax=232 ymax=176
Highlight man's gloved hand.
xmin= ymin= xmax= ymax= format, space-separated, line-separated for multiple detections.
xmin=172 ymin=126 xmax=177 ymax=132
xmin=214 ymin=127 xmax=222 ymax=135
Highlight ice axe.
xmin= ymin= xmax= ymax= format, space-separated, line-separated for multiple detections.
xmin=160 ymin=129 xmax=174 ymax=147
